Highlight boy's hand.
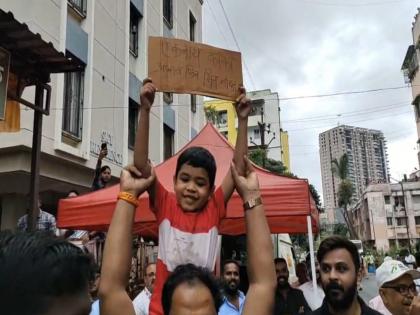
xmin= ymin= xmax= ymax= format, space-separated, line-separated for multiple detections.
xmin=119 ymin=165 xmax=155 ymax=197
xmin=231 ymin=156 xmax=261 ymax=202
xmin=140 ymin=78 xmax=157 ymax=111
xmin=99 ymin=148 xmax=108 ymax=160
xmin=235 ymin=86 xmax=252 ymax=120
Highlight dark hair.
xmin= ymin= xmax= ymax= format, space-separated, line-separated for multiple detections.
xmin=415 ymin=252 xmax=420 ymax=266
xmin=274 ymin=257 xmax=287 ymax=265
xmin=175 ymin=147 xmax=217 ymax=188
xmin=162 ymin=264 xmax=222 ymax=315
xmin=0 ymin=231 xmax=93 ymax=315
xmin=317 ymin=235 xmax=360 ymax=271
xmin=100 ymin=165 xmax=111 ymax=173
xmin=222 ymin=259 xmax=240 ymax=273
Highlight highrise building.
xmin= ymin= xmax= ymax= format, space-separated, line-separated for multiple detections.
xmin=319 ymin=125 xmax=389 ymax=223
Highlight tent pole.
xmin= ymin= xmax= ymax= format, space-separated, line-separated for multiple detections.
xmin=307 ymin=215 xmax=316 ymax=291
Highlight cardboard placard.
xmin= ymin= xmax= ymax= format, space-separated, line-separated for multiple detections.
xmin=148 ymin=36 xmax=243 ymax=101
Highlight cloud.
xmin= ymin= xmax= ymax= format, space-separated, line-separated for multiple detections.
xmin=203 ymin=1 xmax=420 ymax=203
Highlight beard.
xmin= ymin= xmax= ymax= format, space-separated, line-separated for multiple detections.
xmin=277 ymin=276 xmax=289 ymax=289
xmin=324 ymin=280 xmax=357 ymax=311
xmin=224 ymin=280 xmax=239 ymax=296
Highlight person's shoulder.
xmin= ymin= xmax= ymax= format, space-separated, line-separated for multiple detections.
xmin=133 ymin=289 xmax=147 ymax=304
xmin=290 ymin=287 xmax=307 ymax=298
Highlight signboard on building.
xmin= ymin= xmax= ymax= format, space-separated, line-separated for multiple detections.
xmin=0 ymin=47 xmax=10 ymax=120
xmin=148 ymin=37 xmax=243 ymax=101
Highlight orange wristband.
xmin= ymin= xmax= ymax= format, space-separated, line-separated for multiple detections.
xmin=117 ymin=191 xmax=139 ymax=207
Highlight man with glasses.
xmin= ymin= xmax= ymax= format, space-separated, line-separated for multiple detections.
xmin=376 ymin=259 xmax=420 ymax=315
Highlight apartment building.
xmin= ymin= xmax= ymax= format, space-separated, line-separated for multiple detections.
xmin=402 ymin=8 xmax=420 ymax=168
xmin=204 ymin=89 xmax=291 ymax=170
xmin=319 ymin=125 xmax=389 ymax=223
xmin=0 ymin=0 xmax=205 ymax=230
xmin=351 ymin=180 xmax=420 ymax=252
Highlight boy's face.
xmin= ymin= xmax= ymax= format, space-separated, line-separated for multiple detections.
xmin=174 ymin=164 xmax=214 ymax=212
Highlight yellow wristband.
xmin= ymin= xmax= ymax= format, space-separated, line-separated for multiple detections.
xmin=117 ymin=191 xmax=139 ymax=207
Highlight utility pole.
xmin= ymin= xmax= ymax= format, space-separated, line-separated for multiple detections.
xmin=258 ymin=107 xmax=266 ymax=168
xmin=400 ymin=178 xmax=412 ymax=253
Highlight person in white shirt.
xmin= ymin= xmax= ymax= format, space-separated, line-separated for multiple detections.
xmin=298 ymin=254 xmax=325 ymax=310
xmin=133 ymin=262 xmax=156 ymax=315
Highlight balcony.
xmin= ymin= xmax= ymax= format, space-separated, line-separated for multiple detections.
xmin=401 ymin=45 xmax=419 ymax=83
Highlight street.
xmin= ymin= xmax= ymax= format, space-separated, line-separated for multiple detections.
xmin=359 ymin=273 xmax=379 ymax=304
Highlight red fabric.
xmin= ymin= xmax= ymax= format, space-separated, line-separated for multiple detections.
xmin=57 ymin=123 xmax=319 ymax=236
xmin=149 ymin=181 xmax=224 ymax=315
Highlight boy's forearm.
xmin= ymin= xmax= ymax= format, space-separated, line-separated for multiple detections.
xmin=99 ymin=200 xmax=135 ymax=294
xmin=133 ymin=108 xmax=151 ymax=177
xmin=234 ymin=118 xmax=248 ymax=176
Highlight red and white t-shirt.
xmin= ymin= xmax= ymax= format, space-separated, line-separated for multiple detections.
xmin=149 ymin=180 xmax=226 ymax=315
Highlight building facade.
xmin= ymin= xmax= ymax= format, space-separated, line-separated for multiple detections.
xmin=204 ymin=89 xmax=291 ymax=171
xmin=402 ymin=8 xmax=420 ymax=168
xmin=319 ymin=125 xmax=389 ymax=223
xmin=351 ymin=180 xmax=420 ymax=252
xmin=0 ymin=0 xmax=205 ymax=230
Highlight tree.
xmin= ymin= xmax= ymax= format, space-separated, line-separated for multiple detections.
xmin=204 ymin=105 xmax=220 ymax=126
xmin=309 ymin=184 xmax=322 ymax=210
xmin=331 ymin=153 xmax=357 ymax=238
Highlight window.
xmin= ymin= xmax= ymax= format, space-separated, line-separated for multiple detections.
xmin=164 ymin=124 xmax=174 ymax=160
xmin=413 ymin=195 xmax=420 ymax=204
xmin=218 ymin=111 xmax=228 ymax=127
xmin=128 ymin=99 xmax=139 ymax=149
xmin=163 ymin=92 xmax=173 ymax=104
xmin=190 ymin=95 xmax=196 ymax=113
xmin=384 ymin=195 xmax=390 ymax=204
xmin=253 ymin=128 xmax=260 ymax=139
xmin=387 ymin=217 xmax=393 ymax=226
xmin=163 ymin=0 xmax=173 ymax=28
xmin=416 ymin=216 xmax=420 ymax=225
xmin=130 ymin=4 xmax=141 ymax=57
xmin=62 ymin=71 xmax=84 ymax=139
xmin=68 ymin=0 xmax=87 ymax=18
xmin=396 ymin=217 xmax=407 ymax=226
xmin=189 ymin=12 xmax=196 ymax=42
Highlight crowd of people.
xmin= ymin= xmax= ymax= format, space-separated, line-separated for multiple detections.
xmin=1 ymin=81 xmax=420 ymax=315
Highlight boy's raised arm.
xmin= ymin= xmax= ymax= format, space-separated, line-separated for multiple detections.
xmin=231 ymin=156 xmax=276 ymax=315
xmin=99 ymin=165 xmax=155 ymax=315
xmin=133 ymin=79 xmax=156 ymax=180
xmin=221 ymin=87 xmax=252 ymax=204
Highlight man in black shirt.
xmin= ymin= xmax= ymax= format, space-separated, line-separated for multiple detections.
xmin=312 ymin=236 xmax=381 ymax=315
xmin=274 ymin=258 xmax=310 ymax=315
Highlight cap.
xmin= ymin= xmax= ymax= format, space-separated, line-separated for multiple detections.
xmin=376 ymin=259 xmax=420 ymax=288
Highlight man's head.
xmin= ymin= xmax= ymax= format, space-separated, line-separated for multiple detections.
xmin=162 ymin=263 xmax=222 ymax=315
xmin=296 ymin=262 xmax=308 ymax=284
xmin=0 ymin=231 xmax=93 ymax=315
xmin=306 ymin=253 xmax=321 ymax=283
xmin=100 ymin=165 xmax=111 ymax=183
xmin=221 ymin=260 xmax=241 ymax=296
xmin=144 ymin=262 xmax=156 ymax=293
xmin=377 ymin=260 xmax=420 ymax=315
xmin=174 ymin=147 xmax=216 ymax=212
xmin=317 ymin=236 xmax=361 ymax=312
xmin=67 ymin=190 xmax=79 ymax=198
xmin=88 ymin=260 xmax=100 ymax=301
xmin=274 ymin=258 xmax=290 ymax=289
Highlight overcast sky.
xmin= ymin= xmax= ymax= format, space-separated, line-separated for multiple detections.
xmin=203 ymin=0 xmax=419 ymax=203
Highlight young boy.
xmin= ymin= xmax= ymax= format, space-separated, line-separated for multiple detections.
xmin=134 ymin=79 xmax=251 ymax=315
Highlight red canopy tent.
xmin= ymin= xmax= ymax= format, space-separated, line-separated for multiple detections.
xmin=57 ymin=123 xmax=319 ymax=237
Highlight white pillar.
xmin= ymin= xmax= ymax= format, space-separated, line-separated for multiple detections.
xmin=307 ymin=215 xmax=317 ymax=291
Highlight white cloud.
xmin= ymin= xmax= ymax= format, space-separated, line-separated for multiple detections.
xmin=203 ymin=0 xmax=420 ymax=203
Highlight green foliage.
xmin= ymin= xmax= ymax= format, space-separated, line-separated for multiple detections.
xmin=204 ymin=105 xmax=220 ymax=126
xmin=338 ymin=179 xmax=354 ymax=209
xmin=331 ymin=154 xmax=349 ymax=180
xmin=333 ymin=223 xmax=349 ymax=237
xmin=309 ymin=184 xmax=322 ymax=209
